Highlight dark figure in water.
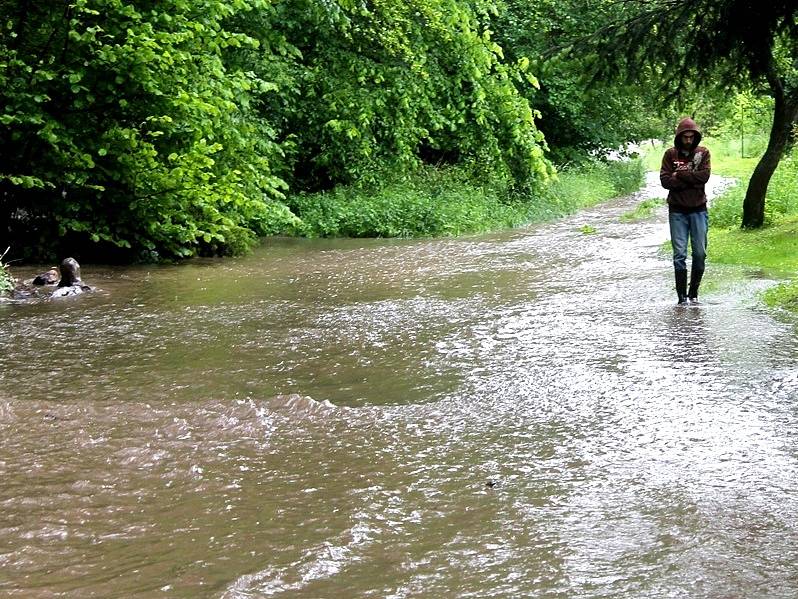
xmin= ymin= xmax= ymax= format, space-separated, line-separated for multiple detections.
xmin=50 ymin=257 xmax=92 ymax=298
xmin=32 ymin=267 xmax=59 ymax=286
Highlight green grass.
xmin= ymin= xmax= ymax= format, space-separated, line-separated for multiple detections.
xmin=286 ymin=159 xmax=645 ymax=239
xmin=710 ymin=216 xmax=798 ymax=273
xmin=763 ymin=281 xmax=798 ymax=311
xmin=620 ymin=198 xmax=665 ymax=222
xmin=704 ymin=136 xmax=764 ymax=178
xmin=287 ymin=168 xmax=532 ymax=238
xmin=547 ymin=159 xmax=644 ymax=214
xmin=708 ymin=144 xmax=798 ymax=312
xmin=642 ymin=140 xmax=667 ymax=171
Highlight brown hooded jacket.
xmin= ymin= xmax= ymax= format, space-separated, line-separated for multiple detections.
xmin=659 ymin=118 xmax=711 ymax=213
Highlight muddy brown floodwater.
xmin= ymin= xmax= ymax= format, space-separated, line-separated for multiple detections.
xmin=1 ymin=174 xmax=797 ymax=598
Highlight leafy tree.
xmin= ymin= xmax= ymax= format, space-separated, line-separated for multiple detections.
xmin=257 ymin=0 xmax=552 ymax=192
xmin=0 ymin=0 xmax=297 ymax=261
xmin=492 ymin=0 xmax=664 ymax=163
xmin=1 ymin=0 xmax=554 ymax=260
xmin=711 ymin=91 xmax=775 ymax=157
xmin=570 ymin=0 xmax=798 ymax=228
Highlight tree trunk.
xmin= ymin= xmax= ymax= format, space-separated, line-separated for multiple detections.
xmin=741 ymin=84 xmax=798 ymax=228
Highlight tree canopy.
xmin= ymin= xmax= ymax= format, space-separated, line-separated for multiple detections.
xmin=1 ymin=0 xmax=552 ymax=261
xmin=492 ymin=0 xmax=664 ymax=163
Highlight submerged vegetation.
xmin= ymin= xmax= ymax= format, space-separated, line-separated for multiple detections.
xmin=620 ymin=198 xmax=665 ymax=223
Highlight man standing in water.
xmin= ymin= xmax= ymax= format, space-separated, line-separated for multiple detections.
xmin=660 ymin=117 xmax=711 ymax=304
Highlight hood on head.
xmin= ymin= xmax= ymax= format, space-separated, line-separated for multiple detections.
xmin=58 ymin=257 xmax=82 ymax=287
xmin=675 ymin=117 xmax=702 ymax=150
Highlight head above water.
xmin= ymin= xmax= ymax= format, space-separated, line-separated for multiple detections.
xmin=674 ymin=117 xmax=702 ymax=151
xmin=58 ymin=257 xmax=82 ymax=287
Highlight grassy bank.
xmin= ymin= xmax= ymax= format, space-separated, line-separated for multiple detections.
xmin=708 ymin=139 xmax=798 ymax=312
xmin=285 ymin=159 xmax=644 ymax=239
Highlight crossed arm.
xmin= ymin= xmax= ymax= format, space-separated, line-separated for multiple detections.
xmin=660 ymin=150 xmax=711 ymax=190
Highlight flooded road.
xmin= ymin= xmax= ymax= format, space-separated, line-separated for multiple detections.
xmin=2 ymin=174 xmax=797 ymax=597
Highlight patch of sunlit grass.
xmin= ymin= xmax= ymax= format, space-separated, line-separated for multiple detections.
xmin=763 ymin=281 xmax=798 ymax=312
xmin=709 ymin=216 xmax=798 ymax=273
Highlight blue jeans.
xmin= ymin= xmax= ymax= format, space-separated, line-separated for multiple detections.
xmin=669 ymin=211 xmax=707 ymax=271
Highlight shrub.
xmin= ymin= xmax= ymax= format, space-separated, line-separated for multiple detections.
xmin=287 ymin=158 xmax=645 ymax=239
xmin=0 ymin=248 xmax=14 ymax=295
xmin=606 ymin=158 xmax=646 ymax=195
xmin=0 ymin=0 xmax=297 ymax=261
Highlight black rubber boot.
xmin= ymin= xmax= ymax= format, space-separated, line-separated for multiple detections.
xmin=688 ymin=268 xmax=704 ymax=303
xmin=675 ymin=269 xmax=688 ymax=304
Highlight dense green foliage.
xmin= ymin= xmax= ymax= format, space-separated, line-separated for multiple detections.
xmin=1 ymin=0 xmax=295 ymax=260
xmin=266 ymin=0 xmax=553 ymax=190
xmin=0 ymin=248 xmax=13 ymax=294
xmin=1 ymin=0 xmax=553 ymax=261
xmin=492 ymin=0 xmax=664 ymax=163
xmin=290 ymin=158 xmax=643 ymax=238
xmin=22 ymin=0 xmax=786 ymax=262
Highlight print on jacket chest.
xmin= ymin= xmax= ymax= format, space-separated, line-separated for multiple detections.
xmin=674 ymin=151 xmax=704 ymax=172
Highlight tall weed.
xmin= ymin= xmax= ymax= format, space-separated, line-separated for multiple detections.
xmin=548 ymin=159 xmax=644 ymax=213
xmin=0 ymin=248 xmax=14 ymax=294
xmin=607 ymin=159 xmax=646 ymax=195
xmin=287 ymin=159 xmax=645 ymax=238
xmin=287 ymin=167 xmax=526 ymax=238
